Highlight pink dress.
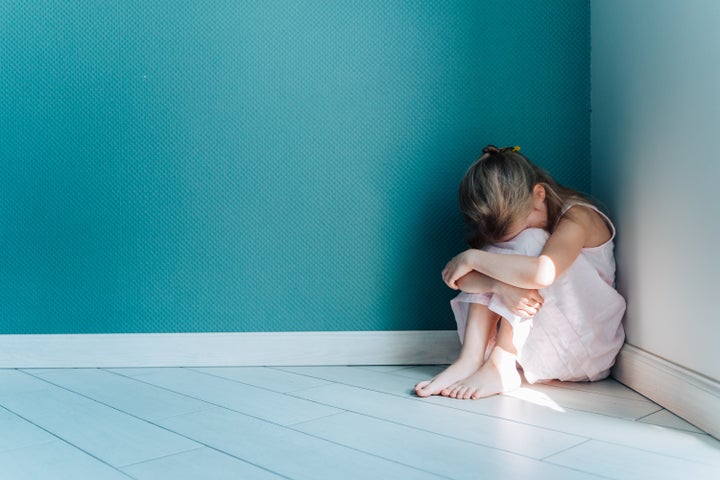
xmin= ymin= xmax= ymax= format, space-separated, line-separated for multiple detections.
xmin=450 ymin=203 xmax=626 ymax=383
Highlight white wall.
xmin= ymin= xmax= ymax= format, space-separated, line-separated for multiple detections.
xmin=592 ymin=0 xmax=720 ymax=382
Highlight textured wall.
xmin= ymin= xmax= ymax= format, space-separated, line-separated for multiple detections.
xmin=0 ymin=1 xmax=590 ymax=333
xmin=592 ymin=0 xmax=720 ymax=381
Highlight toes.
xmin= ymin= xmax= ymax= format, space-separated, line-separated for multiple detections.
xmin=415 ymin=387 xmax=430 ymax=397
xmin=449 ymin=384 xmax=465 ymax=399
xmin=415 ymin=387 xmax=431 ymax=398
xmin=465 ymin=388 xmax=479 ymax=400
xmin=459 ymin=386 xmax=473 ymax=400
xmin=414 ymin=380 xmax=430 ymax=396
xmin=441 ymin=383 xmax=459 ymax=397
xmin=415 ymin=378 xmax=445 ymax=397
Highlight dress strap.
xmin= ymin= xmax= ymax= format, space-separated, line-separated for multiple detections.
xmin=558 ymin=202 xmax=616 ymax=241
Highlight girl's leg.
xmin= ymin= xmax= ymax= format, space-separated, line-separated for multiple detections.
xmin=443 ymin=317 xmax=522 ymax=399
xmin=415 ymin=303 xmax=499 ymax=397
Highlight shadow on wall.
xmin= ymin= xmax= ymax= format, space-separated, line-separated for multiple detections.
xmin=392 ymin=147 xmax=470 ymax=332
xmin=406 ymin=197 xmax=465 ymax=332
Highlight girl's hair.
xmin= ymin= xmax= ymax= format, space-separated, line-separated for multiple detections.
xmin=459 ymin=145 xmax=591 ymax=249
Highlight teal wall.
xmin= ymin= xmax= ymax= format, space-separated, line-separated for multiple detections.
xmin=0 ymin=1 xmax=590 ymax=334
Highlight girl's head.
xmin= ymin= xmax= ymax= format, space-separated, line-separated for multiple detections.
xmin=459 ymin=145 xmax=588 ymax=248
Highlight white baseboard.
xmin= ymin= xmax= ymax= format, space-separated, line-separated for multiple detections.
xmin=612 ymin=343 xmax=720 ymax=439
xmin=0 ymin=330 xmax=461 ymax=369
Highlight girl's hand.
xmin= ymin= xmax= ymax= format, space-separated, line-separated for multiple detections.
xmin=494 ymin=282 xmax=544 ymax=319
xmin=442 ymin=250 xmax=480 ymax=289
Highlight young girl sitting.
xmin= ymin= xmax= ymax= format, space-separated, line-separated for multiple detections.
xmin=415 ymin=145 xmax=626 ymax=400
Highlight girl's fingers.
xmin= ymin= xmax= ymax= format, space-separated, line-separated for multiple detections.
xmin=442 ymin=268 xmax=459 ymax=289
xmin=515 ymin=303 xmax=540 ymax=318
xmin=528 ymin=298 xmax=542 ymax=308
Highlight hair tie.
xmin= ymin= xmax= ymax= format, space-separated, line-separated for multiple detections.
xmin=481 ymin=145 xmax=521 ymax=155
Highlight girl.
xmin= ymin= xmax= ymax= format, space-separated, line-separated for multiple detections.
xmin=415 ymin=145 xmax=625 ymax=400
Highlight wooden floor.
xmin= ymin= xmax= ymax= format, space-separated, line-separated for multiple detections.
xmin=0 ymin=365 xmax=718 ymax=479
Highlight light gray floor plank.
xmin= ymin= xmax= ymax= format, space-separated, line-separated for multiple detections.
xmin=276 ymin=365 xmax=416 ymax=395
xmin=105 ymin=368 xmax=174 ymax=377
xmin=279 ymin=366 xmax=720 ymax=466
xmin=637 ymin=409 xmax=706 ymax=434
xmin=422 ymin=393 xmax=720 ymax=466
xmin=157 ymin=407 xmax=445 ymax=480
xmin=112 ymin=368 xmax=342 ymax=426
xmin=283 ymin=365 xmax=661 ymax=420
xmin=1 ymin=365 xmax=717 ymax=479
xmin=0 ymin=408 xmax=55 ymax=453
xmin=354 ymin=365 xmax=410 ymax=373
xmin=121 ymin=447 xmax=285 ymax=480
xmin=290 ymin=383 xmax=586 ymax=459
xmin=0 ymin=373 xmax=200 ymax=467
xmin=190 ymin=366 xmax=332 ymax=393
xmin=293 ymin=412 xmax=603 ymax=480
xmin=0 ymin=369 xmax=52 ymax=397
xmin=506 ymin=382 xmax=661 ymax=420
xmin=0 ymin=440 xmax=131 ymax=480
xmin=24 ymin=369 xmax=213 ymax=421
xmin=541 ymin=378 xmax=653 ymax=402
xmin=546 ymin=439 xmax=720 ymax=480
xmin=387 ymin=364 xmax=447 ymax=380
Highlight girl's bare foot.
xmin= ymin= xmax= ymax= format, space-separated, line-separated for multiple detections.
xmin=414 ymin=357 xmax=483 ymax=397
xmin=442 ymin=347 xmax=521 ymax=400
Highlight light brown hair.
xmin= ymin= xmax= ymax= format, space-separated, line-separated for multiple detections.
xmin=459 ymin=145 xmax=591 ymax=249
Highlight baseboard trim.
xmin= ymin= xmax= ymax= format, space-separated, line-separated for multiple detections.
xmin=612 ymin=343 xmax=720 ymax=439
xmin=0 ymin=330 xmax=461 ymax=368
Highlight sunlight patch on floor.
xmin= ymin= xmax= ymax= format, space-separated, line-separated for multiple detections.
xmin=505 ymin=387 xmax=567 ymax=412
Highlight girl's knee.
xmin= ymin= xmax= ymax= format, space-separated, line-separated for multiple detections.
xmin=496 ymin=228 xmax=549 ymax=256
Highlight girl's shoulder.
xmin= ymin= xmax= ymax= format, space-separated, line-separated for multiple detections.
xmin=559 ymin=203 xmax=614 ymax=249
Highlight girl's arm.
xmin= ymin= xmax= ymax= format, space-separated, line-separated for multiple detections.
xmin=455 ymin=271 xmax=544 ymax=318
xmin=454 ymin=271 xmax=496 ymax=293
xmin=444 ymin=207 xmax=603 ymax=290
